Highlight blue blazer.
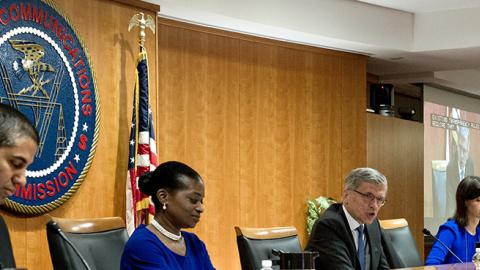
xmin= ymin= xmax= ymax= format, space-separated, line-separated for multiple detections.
xmin=121 ymin=225 xmax=215 ymax=270
xmin=425 ymin=219 xmax=480 ymax=265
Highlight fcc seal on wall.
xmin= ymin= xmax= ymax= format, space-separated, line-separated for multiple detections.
xmin=0 ymin=0 xmax=99 ymax=215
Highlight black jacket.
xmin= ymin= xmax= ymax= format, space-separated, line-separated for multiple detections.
xmin=305 ymin=203 xmax=390 ymax=270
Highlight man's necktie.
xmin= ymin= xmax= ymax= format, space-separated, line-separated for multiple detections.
xmin=357 ymin=225 xmax=365 ymax=270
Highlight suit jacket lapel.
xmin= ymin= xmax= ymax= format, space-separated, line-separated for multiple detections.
xmin=366 ymin=222 xmax=381 ymax=270
xmin=338 ymin=204 xmax=362 ymax=269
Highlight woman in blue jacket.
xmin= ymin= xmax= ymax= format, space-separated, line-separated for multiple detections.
xmin=121 ymin=161 xmax=215 ymax=270
xmin=426 ymin=176 xmax=480 ymax=265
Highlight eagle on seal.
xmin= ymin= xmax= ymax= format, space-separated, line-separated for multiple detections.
xmin=9 ymin=39 xmax=55 ymax=97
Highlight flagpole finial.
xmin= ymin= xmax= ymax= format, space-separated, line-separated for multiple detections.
xmin=128 ymin=12 xmax=156 ymax=51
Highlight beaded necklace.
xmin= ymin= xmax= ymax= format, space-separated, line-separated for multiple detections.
xmin=151 ymin=219 xmax=182 ymax=241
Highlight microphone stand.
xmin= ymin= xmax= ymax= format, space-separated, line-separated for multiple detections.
xmin=423 ymin=228 xmax=464 ymax=263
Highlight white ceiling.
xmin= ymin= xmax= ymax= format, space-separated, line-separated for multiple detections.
xmin=145 ymin=0 xmax=480 ymax=95
xmin=357 ymin=0 xmax=480 ymax=95
xmin=358 ymin=0 xmax=480 ymax=13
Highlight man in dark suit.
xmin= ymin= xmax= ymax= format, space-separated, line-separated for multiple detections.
xmin=305 ymin=167 xmax=389 ymax=270
xmin=0 ymin=103 xmax=39 ymax=268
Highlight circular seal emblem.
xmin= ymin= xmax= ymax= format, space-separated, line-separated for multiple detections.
xmin=0 ymin=0 xmax=99 ymax=215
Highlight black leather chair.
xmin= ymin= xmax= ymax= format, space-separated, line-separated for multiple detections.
xmin=46 ymin=216 xmax=128 ymax=270
xmin=380 ymin=218 xmax=422 ymax=268
xmin=235 ymin=226 xmax=302 ymax=270
xmin=0 ymin=216 xmax=16 ymax=268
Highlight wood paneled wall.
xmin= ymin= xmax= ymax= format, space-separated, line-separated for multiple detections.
xmin=367 ymin=113 xmax=424 ymax=259
xmin=0 ymin=2 xmax=369 ymax=269
xmin=0 ymin=0 xmax=159 ymax=269
xmin=156 ymin=19 xmax=367 ymax=269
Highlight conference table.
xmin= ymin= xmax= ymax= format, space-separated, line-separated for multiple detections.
xmin=396 ymin=263 xmax=477 ymax=269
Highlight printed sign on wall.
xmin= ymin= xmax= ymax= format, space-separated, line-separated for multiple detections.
xmin=0 ymin=0 xmax=99 ymax=215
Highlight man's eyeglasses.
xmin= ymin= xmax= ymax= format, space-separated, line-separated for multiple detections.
xmin=352 ymin=189 xmax=387 ymax=206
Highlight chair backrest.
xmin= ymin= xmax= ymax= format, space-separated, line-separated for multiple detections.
xmin=235 ymin=226 xmax=302 ymax=270
xmin=423 ymin=234 xmax=436 ymax=262
xmin=380 ymin=218 xmax=422 ymax=268
xmin=0 ymin=216 xmax=15 ymax=268
xmin=46 ymin=216 xmax=128 ymax=270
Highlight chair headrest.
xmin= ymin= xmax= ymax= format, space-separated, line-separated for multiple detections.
xmin=49 ymin=217 xmax=125 ymax=233
xmin=235 ymin=226 xmax=297 ymax=239
xmin=379 ymin=218 xmax=408 ymax=230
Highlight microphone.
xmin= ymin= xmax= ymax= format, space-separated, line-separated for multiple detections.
xmin=423 ymin=228 xmax=464 ymax=263
xmin=48 ymin=221 xmax=92 ymax=270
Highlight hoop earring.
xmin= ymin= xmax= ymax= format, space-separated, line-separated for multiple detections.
xmin=162 ymin=203 xmax=167 ymax=211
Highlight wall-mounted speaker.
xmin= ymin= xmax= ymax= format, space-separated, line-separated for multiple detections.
xmin=398 ymin=107 xmax=416 ymax=120
xmin=370 ymin=83 xmax=394 ymax=115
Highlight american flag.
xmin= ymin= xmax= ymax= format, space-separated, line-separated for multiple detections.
xmin=126 ymin=51 xmax=158 ymax=235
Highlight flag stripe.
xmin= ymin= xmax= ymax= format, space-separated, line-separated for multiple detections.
xmin=138 ymin=131 xmax=150 ymax=144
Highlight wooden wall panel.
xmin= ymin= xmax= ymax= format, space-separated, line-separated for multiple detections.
xmin=0 ymin=0 xmax=159 ymax=269
xmin=157 ymin=19 xmax=368 ymax=269
xmin=367 ymin=113 xmax=424 ymax=259
xmin=342 ymin=59 xmax=367 ymax=173
xmin=0 ymin=5 xmax=369 ymax=269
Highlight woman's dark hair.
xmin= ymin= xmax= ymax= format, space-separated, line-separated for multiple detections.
xmin=138 ymin=161 xmax=202 ymax=210
xmin=454 ymin=176 xmax=480 ymax=227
